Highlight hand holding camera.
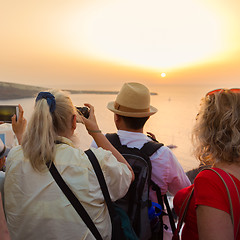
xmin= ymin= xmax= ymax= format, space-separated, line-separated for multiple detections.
xmin=11 ymin=105 xmax=27 ymax=144
xmin=78 ymin=104 xmax=101 ymax=136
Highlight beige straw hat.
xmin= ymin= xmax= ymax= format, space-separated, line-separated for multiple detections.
xmin=107 ymin=82 xmax=158 ymax=117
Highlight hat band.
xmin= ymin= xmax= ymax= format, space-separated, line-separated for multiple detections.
xmin=114 ymin=102 xmax=150 ymax=113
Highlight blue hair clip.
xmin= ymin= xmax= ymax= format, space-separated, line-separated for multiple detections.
xmin=36 ymin=92 xmax=56 ymax=113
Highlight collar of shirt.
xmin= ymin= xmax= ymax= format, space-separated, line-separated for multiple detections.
xmin=117 ymin=130 xmax=151 ymax=149
xmin=56 ymin=136 xmax=75 ymax=148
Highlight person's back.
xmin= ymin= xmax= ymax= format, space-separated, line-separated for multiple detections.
xmin=105 ymin=132 xmax=164 ymax=239
xmin=111 ymin=130 xmax=190 ymax=239
xmin=4 ymin=90 xmax=133 ymax=240
xmin=5 ymin=144 xmax=131 ymax=239
xmin=92 ymin=82 xmax=191 ymax=240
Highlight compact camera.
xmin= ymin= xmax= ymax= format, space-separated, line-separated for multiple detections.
xmin=76 ymin=106 xmax=90 ymax=119
xmin=0 ymin=105 xmax=19 ymax=123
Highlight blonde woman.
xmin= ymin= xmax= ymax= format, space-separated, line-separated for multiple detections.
xmin=4 ymin=90 xmax=134 ymax=240
xmin=173 ymin=88 xmax=240 ymax=240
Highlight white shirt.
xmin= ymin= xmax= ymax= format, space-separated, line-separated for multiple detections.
xmin=4 ymin=137 xmax=132 ymax=240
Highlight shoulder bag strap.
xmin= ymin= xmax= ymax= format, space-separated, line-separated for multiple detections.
xmin=46 ymin=162 xmax=103 ymax=240
xmin=205 ymin=168 xmax=240 ymax=239
xmin=85 ymin=149 xmax=116 ymax=220
xmin=174 ymin=186 xmax=194 ymax=238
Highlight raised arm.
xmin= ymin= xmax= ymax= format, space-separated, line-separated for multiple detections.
xmin=11 ymin=104 xmax=27 ymax=144
xmin=80 ymin=103 xmax=134 ymax=181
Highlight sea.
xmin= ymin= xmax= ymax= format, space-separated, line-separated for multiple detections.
xmin=0 ymin=83 xmax=231 ymax=172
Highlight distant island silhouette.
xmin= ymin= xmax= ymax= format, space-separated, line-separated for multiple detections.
xmin=0 ymin=81 xmax=157 ymax=100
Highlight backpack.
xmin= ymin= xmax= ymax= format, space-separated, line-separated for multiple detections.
xmin=106 ymin=133 xmax=167 ymax=240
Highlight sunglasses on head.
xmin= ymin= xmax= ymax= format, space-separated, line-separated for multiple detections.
xmin=206 ymin=88 xmax=240 ymax=97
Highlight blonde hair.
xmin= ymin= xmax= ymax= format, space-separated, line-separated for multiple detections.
xmin=21 ymin=90 xmax=77 ymax=172
xmin=192 ymin=89 xmax=240 ymax=165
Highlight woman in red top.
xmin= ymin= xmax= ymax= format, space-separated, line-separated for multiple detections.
xmin=174 ymin=88 xmax=240 ymax=240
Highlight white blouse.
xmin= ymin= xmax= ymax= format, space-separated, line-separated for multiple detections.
xmin=4 ymin=137 xmax=132 ymax=240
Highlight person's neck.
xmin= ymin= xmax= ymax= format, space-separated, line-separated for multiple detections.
xmin=118 ymin=127 xmax=143 ymax=133
xmin=58 ymin=130 xmax=73 ymax=139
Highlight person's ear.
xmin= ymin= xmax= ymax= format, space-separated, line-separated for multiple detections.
xmin=114 ymin=114 xmax=121 ymax=122
xmin=72 ymin=115 xmax=77 ymax=130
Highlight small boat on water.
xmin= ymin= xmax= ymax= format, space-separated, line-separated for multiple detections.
xmin=167 ymin=144 xmax=177 ymax=149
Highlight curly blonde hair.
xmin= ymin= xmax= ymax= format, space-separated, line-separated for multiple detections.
xmin=21 ymin=90 xmax=77 ymax=172
xmin=192 ymin=89 xmax=240 ymax=165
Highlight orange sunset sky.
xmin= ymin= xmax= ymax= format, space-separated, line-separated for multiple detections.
xmin=0 ymin=0 xmax=240 ymax=89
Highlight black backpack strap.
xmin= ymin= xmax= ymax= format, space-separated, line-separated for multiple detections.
xmin=150 ymin=180 xmax=176 ymax=234
xmin=144 ymin=138 xmax=175 ymax=235
xmin=150 ymin=180 xmax=164 ymax=207
xmin=85 ymin=149 xmax=126 ymax=240
xmin=140 ymin=140 xmax=163 ymax=196
xmin=85 ymin=149 xmax=116 ymax=219
xmin=164 ymin=194 xmax=176 ymax=233
xmin=46 ymin=161 xmax=103 ymax=240
xmin=149 ymin=180 xmax=164 ymax=239
xmin=140 ymin=141 xmax=163 ymax=157
xmin=106 ymin=133 xmax=164 ymax=157
xmin=105 ymin=133 xmax=122 ymax=147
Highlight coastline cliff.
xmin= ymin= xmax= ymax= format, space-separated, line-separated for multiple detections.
xmin=0 ymin=82 xmax=47 ymax=100
xmin=0 ymin=81 xmax=157 ymax=100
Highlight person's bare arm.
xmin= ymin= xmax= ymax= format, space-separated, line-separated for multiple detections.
xmin=197 ymin=205 xmax=234 ymax=240
xmin=11 ymin=104 xmax=27 ymax=144
xmin=81 ymin=103 xmax=134 ymax=181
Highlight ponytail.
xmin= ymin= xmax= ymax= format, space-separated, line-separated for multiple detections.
xmin=22 ymin=90 xmax=76 ymax=172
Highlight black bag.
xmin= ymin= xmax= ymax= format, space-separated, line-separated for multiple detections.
xmin=106 ymin=133 xmax=172 ymax=240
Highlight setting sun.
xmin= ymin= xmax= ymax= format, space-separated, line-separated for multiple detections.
xmin=161 ymin=73 xmax=166 ymax=78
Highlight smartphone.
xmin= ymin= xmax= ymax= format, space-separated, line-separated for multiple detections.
xmin=0 ymin=105 xmax=19 ymax=123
